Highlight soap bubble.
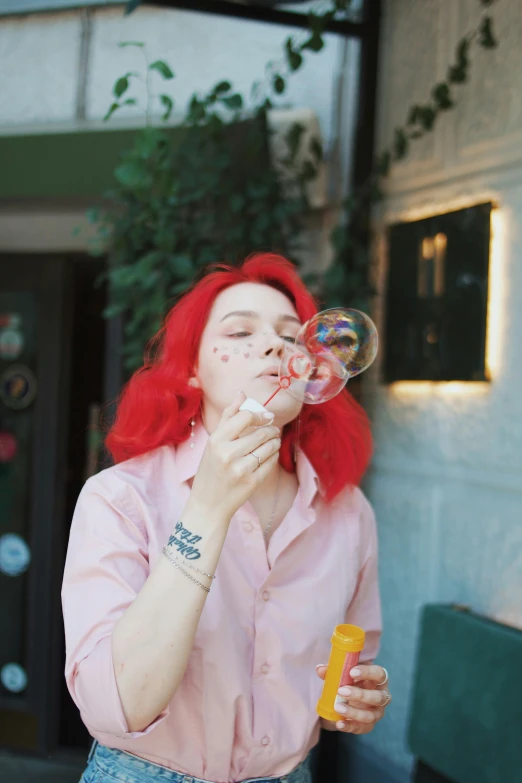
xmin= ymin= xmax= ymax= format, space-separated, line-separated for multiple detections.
xmin=278 ymin=346 xmax=348 ymax=404
xmin=271 ymin=308 xmax=377 ymax=405
xmin=296 ymin=308 xmax=378 ymax=379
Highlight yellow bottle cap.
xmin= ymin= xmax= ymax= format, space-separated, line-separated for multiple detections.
xmin=331 ymin=624 xmax=366 ymax=652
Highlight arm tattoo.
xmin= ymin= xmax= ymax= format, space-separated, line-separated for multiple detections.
xmin=167 ymin=521 xmax=203 ymax=560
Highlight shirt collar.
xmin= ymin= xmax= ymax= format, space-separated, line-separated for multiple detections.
xmin=176 ymin=419 xmax=323 ymax=509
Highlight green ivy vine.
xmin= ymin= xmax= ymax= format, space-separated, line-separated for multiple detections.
xmin=91 ymin=0 xmax=499 ymax=371
xmin=320 ymin=0 xmax=499 ymax=308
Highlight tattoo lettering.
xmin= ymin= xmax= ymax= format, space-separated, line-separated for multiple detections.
xmin=168 ymin=521 xmax=203 ymax=560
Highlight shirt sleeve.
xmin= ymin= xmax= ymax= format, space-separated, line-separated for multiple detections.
xmin=344 ymin=492 xmax=382 ymax=664
xmin=61 ymin=474 xmax=169 ymax=739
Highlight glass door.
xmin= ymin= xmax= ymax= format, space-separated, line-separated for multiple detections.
xmin=0 ymin=256 xmax=70 ymax=753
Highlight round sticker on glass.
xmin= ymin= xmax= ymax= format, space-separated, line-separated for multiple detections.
xmin=0 ymin=534 xmax=31 ymax=576
xmin=0 ymin=329 xmax=24 ymax=361
xmin=0 ymin=365 xmax=37 ymax=410
xmin=1 ymin=663 xmax=28 ymax=694
xmin=0 ymin=432 xmax=17 ymax=463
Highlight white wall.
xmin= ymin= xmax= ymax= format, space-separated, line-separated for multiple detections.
xmin=361 ymin=0 xmax=522 ymax=776
xmin=0 ymin=5 xmax=359 ymax=161
xmin=0 ymin=9 xmax=81 ymax=125
xmin=0 ymin=4 xmax=360 ymax=264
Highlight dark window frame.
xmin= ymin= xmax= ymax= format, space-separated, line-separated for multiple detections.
xmin=384 ymin=203 xmax=493 ymax=384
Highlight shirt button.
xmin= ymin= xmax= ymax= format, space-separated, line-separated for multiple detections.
xmin=262 ymin=590 xmax=270 ymax=601
xmin=261 ymin=736 xmax=270 ymax=746
xmin=261 ymin=663 xmax=271 ymax=674
xmin=243 ymin=522 xmax=253 ymax=532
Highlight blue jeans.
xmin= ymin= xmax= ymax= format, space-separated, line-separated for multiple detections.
xmin=81 ymin=740 xmax=313 ymax=783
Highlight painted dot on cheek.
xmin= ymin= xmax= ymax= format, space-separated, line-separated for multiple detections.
xmin=213 ymin=347 xmax=218 ymax=353
xmin=244 ymin=353 xmax=250 ymax=358
xmin=221 ymin=355 xmax=230 ymax=363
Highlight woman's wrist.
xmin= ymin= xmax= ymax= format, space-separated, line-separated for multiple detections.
xmin=165 ymin=497 xmax=230 ymax=580
xmin=181 ymin=495 xmax=232 ymax=531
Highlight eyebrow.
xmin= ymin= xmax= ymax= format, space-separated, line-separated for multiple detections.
xmin=219 ymin=310 xmax=301 ymax=326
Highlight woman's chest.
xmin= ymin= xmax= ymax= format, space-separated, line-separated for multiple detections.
xmin=192 ymin=514 xmax=365 ymax=656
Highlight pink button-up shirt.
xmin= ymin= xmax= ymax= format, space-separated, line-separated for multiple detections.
xmin=62 ymin=421 xmax=381 ymax=783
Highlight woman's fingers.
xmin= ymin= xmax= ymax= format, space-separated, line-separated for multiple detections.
xmin=230 ymin=423 xmax=281 ymax=460
xmin=190 ymin=394 xmax=280 ymax=520
xmin=333 ymin=665 xmax=390 ymax=735
xmin=315 ymin=664 xmax=328 ymax=681
xmin=220 ymin=407 xmax=274 ymax=440
xmin=333 ymin=702 xmax=378 ymax=724
xmin=243 ymin=437 xmax=281 ymax=473
xmin=218 ymin=392 xmax=274 ymax=434
xmin=216 ymin=393 xmax=280 ymax=465
xmin=349 ymin=664 xmax=387 ymax=684
xmin=337 ymin=685 xmax=392 ymax=708
xmin=251 ymin=450 xmax=280 ymax=483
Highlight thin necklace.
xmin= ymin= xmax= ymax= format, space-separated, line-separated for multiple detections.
xmin=263 ymin=467 xmax=282 ymax=539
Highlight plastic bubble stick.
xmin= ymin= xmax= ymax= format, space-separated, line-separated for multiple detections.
xmin=316 ymin=624 xmax=366 ymax=722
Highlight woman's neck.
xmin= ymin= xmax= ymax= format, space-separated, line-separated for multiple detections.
xmin=249 ymin=463 xmax=298 ymax=538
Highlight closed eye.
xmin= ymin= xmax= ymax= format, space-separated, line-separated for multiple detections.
xmin=229 ymin=332 xmax=296 ymax=343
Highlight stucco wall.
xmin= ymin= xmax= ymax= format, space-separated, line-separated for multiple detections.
xmin=360 ymin=0 xmax=522 ymax=776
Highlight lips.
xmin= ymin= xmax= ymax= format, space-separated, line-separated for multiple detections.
xmin=258 ymin=366 xmax=279 ymax=378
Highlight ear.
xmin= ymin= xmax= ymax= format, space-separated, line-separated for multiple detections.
xmin=188 ymin=375 xmax=201 ymax=389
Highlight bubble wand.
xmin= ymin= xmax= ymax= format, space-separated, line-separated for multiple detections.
xmin=261 ymin=352 xmax=313 ymax=407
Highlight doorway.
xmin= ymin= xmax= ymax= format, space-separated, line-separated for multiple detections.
xmin=0 ymin=254 xmax=106 ymax=757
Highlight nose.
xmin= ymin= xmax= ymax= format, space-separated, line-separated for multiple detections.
xmin=262 ymin=331 xmax=286 ymax=359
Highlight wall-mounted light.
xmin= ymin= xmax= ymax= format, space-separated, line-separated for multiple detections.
xmin=385 ymin=203 xmax=492 ymax=383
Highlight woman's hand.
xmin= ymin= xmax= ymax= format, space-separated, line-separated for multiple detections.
xmin=315 ymin=663 xmax=391 ymax=735
xmin=189 ymin=391 xmax=281 ymax=522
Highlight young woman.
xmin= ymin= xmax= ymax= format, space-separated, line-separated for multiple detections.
xmin=62 ymin=253 xmax=391 ymax=783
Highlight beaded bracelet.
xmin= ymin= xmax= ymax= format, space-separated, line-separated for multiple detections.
xmin=162 ymin=546 xmax=210 ymax=593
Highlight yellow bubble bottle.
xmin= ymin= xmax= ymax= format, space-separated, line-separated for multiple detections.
xmin=316 ymin=624 xmax=366 ymax=722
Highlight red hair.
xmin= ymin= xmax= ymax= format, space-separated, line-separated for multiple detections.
xmin=106 ymin=253 xmax=372 ymax=502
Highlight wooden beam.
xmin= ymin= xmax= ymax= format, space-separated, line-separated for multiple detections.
xmin=142 ymin=1 xmax=368 ymax=38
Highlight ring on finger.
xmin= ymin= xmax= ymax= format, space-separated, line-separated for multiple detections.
xmin=380 ymin=691 xmax=391 ymax=707
xmin=250 ymin=450 xmax=261 ymax=469
xmin=376 ymin=667 xmax=388 ymax=687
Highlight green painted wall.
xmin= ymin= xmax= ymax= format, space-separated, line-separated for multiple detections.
xmin=0 ymin=127 xmax=168 ymax=199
